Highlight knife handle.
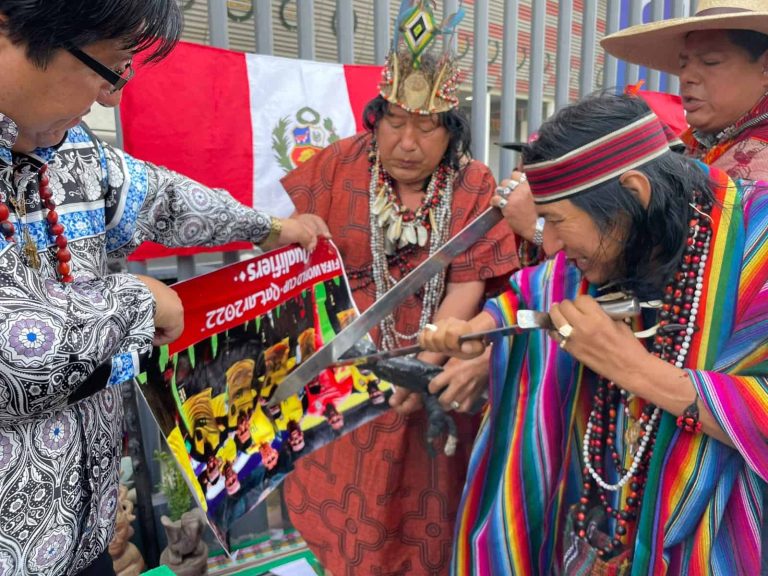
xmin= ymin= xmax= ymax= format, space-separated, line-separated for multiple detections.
xmin=599 ymin=296 xmax=641 ymax=319
xmin=459 ymin=297 xmax=641 ymax=343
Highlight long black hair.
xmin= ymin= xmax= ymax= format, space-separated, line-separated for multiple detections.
xmin=0 ymin=0 xmax=182 ymax=67
xmin=522 ymin=92 xmax=716 ymax=298
xmin=362 ymin=95 xmax=472 ymax=172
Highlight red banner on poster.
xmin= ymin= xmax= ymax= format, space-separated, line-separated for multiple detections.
xmin=168 ymin=240 xmax=342 ymax=355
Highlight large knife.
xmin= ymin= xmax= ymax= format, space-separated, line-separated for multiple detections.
xmin=267 ymin=206 xmax=504 ymax=406
xmin=328 ymin=297 xmax=641 ymax=367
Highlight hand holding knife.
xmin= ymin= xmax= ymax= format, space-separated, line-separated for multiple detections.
xmin=329 ymin=296 xmax=641 ymax=368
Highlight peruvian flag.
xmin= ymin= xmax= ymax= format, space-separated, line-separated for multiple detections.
xmin=120 ymin=41 xmax=382 ymax=260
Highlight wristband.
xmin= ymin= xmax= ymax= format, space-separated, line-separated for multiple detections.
xmin=260 ymin=216 xmax=282 ymax=248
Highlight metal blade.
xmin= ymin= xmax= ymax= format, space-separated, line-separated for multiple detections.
xmin=267 ymin=206 xmax=504 ymax=405
xmin=329 ymin=324 xmax=524 ymax=367
xmin=315 ymin=297 xmax=642 ymax=372
xmin=517 ymin=309 xmax=554 ymax=330
xmin=331 ymin=343 xmax=423 ymax=367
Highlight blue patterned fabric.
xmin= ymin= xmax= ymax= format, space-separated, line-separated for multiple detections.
xmin=0 ymin=114 xmax=278 ymax=576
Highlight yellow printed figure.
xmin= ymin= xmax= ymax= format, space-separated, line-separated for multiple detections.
xmin=181 ymin=389 xmax=227 ymax=460
xmin=332 ymin=307 xmax=386 ymax=404
xmin=297 ymin=328 xmax=315 ymax=363
xmin=333 ymin=366 xmax=381 ymax=395
xmin=226 ymin=359 xmax=257 ymax=430
xmin=336 ymin=308 xmax=356 ymax=329
xmin=234 ymin=402 xmax=277 ymax=455
xmin=274 ymin=393 xmax=304 ymax=432
xmin=260 ymin=338 xmax=296 ymax=403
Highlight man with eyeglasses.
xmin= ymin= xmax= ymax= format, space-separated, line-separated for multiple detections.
xmin=0 ymin=2 xmax=316 ymax=575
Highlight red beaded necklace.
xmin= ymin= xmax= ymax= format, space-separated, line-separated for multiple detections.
xmin=0 ymin=164 xmax=73 ymax=283
xmin=573 ymin=192 xmax=713 ymax=560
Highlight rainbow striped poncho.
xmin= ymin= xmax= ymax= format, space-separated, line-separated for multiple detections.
xmin=453 ymin=165 xmax=768 ymax=575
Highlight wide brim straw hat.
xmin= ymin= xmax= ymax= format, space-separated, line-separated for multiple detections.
xmin=601 ymin=0 xmax=768 ymax=75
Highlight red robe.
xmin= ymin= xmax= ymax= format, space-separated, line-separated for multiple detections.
xmin=280 ymin=132 xmax=518 ymax=575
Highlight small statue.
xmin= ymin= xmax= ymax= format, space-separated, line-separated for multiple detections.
xmin=159 ymin=509 xmax=209 ymax=576
xmin=109 ymin=485 xmax=145 ymax=576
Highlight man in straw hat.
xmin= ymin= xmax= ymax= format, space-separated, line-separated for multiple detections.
xmin=602 ymin=0 xmax=768 ymax=180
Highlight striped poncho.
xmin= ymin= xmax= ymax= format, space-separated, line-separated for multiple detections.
xmin=453 ymin=164 xmax=768 ymax=575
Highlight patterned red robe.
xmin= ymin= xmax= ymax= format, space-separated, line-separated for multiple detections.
xmin=280 ymin=132 xmax=518 ymax=575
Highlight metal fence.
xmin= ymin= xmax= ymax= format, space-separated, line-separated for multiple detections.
xmin=120 ymin=0 xmax=698 ymax=281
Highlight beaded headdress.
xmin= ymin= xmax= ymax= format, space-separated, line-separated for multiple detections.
xmin=379 ymin=1 xmax=465 ymax=115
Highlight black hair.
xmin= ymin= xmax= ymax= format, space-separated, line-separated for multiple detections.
xmin=0 ymin=0 xmax=183 ymax=67
xmin=522 ymin=92 xmax=716 ymax=298
xmin=726 ymin=29 xmax=768 ymax=61
xmin=362 ymin=94 xmax=472 ymax=172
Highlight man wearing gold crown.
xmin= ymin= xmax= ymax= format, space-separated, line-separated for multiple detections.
xmin=280 ymin=2 xmax=518 ymax=573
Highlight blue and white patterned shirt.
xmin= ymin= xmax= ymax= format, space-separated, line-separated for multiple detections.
xmin=0 ymin=113 xmax=274 ymax=575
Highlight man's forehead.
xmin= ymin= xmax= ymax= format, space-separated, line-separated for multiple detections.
xmin=388 ymin=105 xmax=439 ymax=124
xmin=681 ymin=30 xmax=733 ymax=54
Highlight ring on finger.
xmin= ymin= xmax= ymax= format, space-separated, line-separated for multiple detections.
xmin=495 ymin=185 xmax=512 ymax=198
xmin=557 ymin=323 xmax=574 ymax=340
xmin=424 ymin=323 xmax=438 ymax=333
xmin=450 ymin=400 xmax=461 ymax=411
xmin=559 ymin=338 xmax=568 ymax=350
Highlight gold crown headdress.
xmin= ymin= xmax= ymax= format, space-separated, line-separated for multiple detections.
xmin=380 ymin=1 xmax=465 ymax=115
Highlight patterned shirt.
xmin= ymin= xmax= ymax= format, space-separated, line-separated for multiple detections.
xmin=0 ymin=113 xmax=274 ymax=575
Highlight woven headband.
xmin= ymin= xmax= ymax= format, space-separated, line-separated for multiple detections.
xmin=526 ymin=113 xmax=671 ymax=204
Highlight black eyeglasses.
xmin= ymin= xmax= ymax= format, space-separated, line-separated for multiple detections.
xmin=68 ymin=47 xmax=134 ymax=94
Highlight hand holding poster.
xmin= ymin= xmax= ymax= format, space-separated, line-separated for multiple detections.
xmin=138 ymin=239 xmax=393 ymax=549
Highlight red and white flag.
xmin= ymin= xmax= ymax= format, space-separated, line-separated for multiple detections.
xmin=120 ymin=41 xmax=381 ymax=260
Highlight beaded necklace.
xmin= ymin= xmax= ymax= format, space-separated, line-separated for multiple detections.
xmin=367 ymin=143 xmax=454 ymax=349
xmin=370 ymin=152 xmax=450 ymax=255
xmin=0 ymin=164 xmax=73 ymax=283
xmin=573 ymin=192 xmax=713 ymax=559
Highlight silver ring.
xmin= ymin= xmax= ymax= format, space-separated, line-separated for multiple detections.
xmin=497 ymin=198 xmax=508 ymax=209
xmin=450 ymin=400 xmax=461 ymax=411
xmin=519 ymin=173 xmax=527 ymax=183
xmin=557 ymin=323 xmax=574 ymax=339
xmin=559 ymin=338 xmax=568 ymax=350
xmin=424 ymin=323 xmax=438 ymax=333
xmin=495 ymin=185 xmax=511 ymax=198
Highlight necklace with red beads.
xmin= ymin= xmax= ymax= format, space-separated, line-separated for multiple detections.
xmin=573 ymin=192 xmax=713 ymax=559
xmin=0 ymin=163 xmax=73 ymax=282
xmin=366 ymin=140 xmax=454 ymax=348
xmin=369 ymin=145 xmax=452 ymax=256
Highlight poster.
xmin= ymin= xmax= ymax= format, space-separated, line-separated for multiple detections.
xmin=138 ymin=239 xmax=392 ymax=549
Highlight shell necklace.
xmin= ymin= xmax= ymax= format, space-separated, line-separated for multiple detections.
xmin=368 ymin=146 xmax=453 ymax=349
xmin=370 ymin=153 xmax=451 ymax=255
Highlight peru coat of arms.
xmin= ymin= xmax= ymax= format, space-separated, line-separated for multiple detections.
xmin=272 ymin=106 xmax=340 ymax=173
